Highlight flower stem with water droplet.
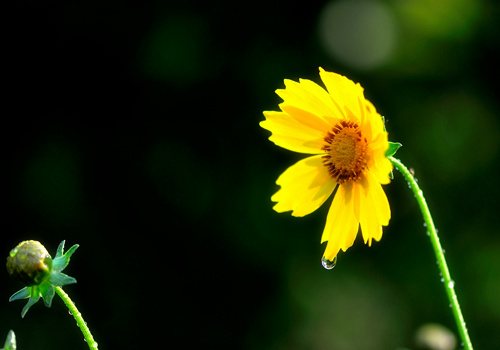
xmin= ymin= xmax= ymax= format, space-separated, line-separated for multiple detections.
xmin=55 ymin=286 xmax=98 ymax=349
xmin=389 ymin=157 xmax=473 ymax=350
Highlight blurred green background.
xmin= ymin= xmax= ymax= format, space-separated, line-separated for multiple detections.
xmin=2 ymin=0 xmax=499 ymax=349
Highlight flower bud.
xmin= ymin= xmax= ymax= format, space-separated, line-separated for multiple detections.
xmin=6 ymin=240 xmax=53 ymax=286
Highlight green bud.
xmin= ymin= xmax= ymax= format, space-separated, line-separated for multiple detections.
xmin=6 ymin=240 xmax=53 ymax=286
xmin=1 ymin=330 xmax=16 ymax=350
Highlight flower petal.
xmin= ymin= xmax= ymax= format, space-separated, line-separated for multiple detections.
xmin=321 ymin=182 xmax=359 ymax=260
xmin=260 ymin=111 xmax=326 ymax=154
xmin=272 ymin=155 xmax=337 ymax=217
xmin=359 ymin=186 xmax=381 ymax=246
xmin=319 ymin=67 xmax=365 ymax=120
xmin=358 ymin=171 xmax=390 ymax=245
xmin=261 ymin=111 xmax=326 ymax=154
xmin=276 ymin=78 xmax=339 ymax=124
xmin=371 ymin=154 xmax=392 ymax=185
xmin=367 ymin=134 xmax=392 ymax=185
xmin=279 ymin=104 xmax=332 ymax=133
xmin=366 ymin=171 xmax=391 ymax=226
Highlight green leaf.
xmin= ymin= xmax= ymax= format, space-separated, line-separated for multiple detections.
xmin=386 ymin=142 xmax=402 ymax=158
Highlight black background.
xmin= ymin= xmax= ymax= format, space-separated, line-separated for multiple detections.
xmin=3 ymin=1 xmax=500 ymax=349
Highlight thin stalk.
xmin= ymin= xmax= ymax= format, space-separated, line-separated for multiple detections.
xmin=389 ymin=157 xmax=473 ymax=350
xmin=55 ymin=286 xmax=98 ymax=350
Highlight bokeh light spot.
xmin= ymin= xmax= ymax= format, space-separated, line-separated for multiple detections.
xmin=396 ymin=0 xmax=481 ymax=40
xmin=138 ymin=14 xmax=207 ymax=86
xmin=21 ymin=140 xmax=83 ymax=226
xmin=318 ymin=0 xmax=397 ymax=70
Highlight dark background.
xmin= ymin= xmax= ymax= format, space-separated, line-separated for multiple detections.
xmin=2 ymin=0 xmax=500 ymax=349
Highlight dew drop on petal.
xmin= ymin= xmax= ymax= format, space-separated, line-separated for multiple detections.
xmin=321 ymin=256 xmax=337 ymax=270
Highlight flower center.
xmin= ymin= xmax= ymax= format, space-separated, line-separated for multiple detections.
xmin=322 ymin=120 xmax=368 ymax=183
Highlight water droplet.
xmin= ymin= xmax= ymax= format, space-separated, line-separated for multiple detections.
xmin=9 ymin=248 xmax=18 ymax=257
xmin=423 ymin=222 xmax=427 ymax=228
xmin=321 ymin=256 xmax=337 ymax=270
xmin=448 ymin=280 xmax=455 ymax=289
xmin=440 ymin=278 xmax=445 ymax=283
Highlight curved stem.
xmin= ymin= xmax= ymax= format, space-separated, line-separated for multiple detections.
xmin=55 ymin=286 xmax=98 ymax=349
xmin=389 ymin=157 xmax=473 ymax=350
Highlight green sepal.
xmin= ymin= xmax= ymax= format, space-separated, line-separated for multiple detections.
xmin=1 ymin=330 xmax=16 ymax=350
xmin=9 ymin=287 xmax=30 ymax=302
xmin=386 ymin=142 xmax=402 ymax=158
xmin=54 ymin=240 xmax=66 ymax=258
xmin=381 ymin=116 xmax=387 ymax=130
xmin=49 ymin=272 xmax=77 ymax=286
xmin=21 ymin=289 xmax=41 ymax=318
xmin=52 ymin=241 xmax=79 ymax=272
xmin=39 ymin=283 xmax=56 ymax=308
xmin=385 ymin=142 xmax=402 ymax=180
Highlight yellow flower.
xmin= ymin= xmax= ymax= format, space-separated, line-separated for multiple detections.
xmin=260 ymin=67 xmax=392 ymax=265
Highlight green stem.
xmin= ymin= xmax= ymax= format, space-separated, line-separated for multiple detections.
xmin=55 ymin=286 xmax=98 ymax=350
xmin=389 ymin=157 xmax=473 ymax=350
